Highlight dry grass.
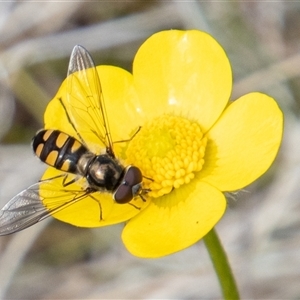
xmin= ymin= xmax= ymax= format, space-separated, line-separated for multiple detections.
xmin=0 ymin=2 xmax=299 ymax=299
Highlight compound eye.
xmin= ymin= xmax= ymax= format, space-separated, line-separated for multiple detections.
xmin=113 ymin=166 xmax=143 ymax=204
xmin=123 ymin=166 xmax=143 ymax=185
xmin=113 ymin=184 xmax=133 ymax=204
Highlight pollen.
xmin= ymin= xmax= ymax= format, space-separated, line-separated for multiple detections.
xmin=126 ymin=115 xmax=207 ymax=198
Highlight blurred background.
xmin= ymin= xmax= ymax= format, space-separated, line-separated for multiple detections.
xmin=0 ymin=1 xmax=299 ymax=299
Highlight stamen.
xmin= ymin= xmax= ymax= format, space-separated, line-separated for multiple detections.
xmin=126 ymin=115 xmax=207 ymax=198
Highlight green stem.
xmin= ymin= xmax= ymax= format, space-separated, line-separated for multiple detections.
xmin=203 ymin=228 xmax=240 ymax=300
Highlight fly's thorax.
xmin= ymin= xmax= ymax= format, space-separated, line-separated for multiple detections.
xmin=77 ymin=152 xmax=96 ymax=176
xmin=86 ymin=154 xmax=124 ymax=192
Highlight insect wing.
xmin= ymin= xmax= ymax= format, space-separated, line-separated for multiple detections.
xmin=0 ymin=180 xmax=90 ymax=235
xmin=62 ymin=45 xmax=114 ymax=155
xmin=0 ymin=183 xmax=50 ymax=235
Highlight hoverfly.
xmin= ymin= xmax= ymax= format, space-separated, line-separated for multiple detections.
xmin=0 ymin=45 xmax=145 ymax=235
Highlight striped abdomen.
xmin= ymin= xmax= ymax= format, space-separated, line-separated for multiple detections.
xmin=32 ymin=129 xmax=88 ymax=173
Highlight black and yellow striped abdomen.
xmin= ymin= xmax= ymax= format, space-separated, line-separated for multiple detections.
xmin=32 ymin=129 xmax=88 ymax=173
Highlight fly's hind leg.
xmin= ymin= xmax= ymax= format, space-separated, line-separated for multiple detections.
xmin=62 ymin=174 xmax=78 ymax=187
xmin=40 ymin=173 xmax=79 ymax=188
xmin=58 ymin=97 xmax=88 ymax=148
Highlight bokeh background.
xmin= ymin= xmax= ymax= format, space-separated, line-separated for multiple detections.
xmin=0 ymin=1 xmax=299 ymax=299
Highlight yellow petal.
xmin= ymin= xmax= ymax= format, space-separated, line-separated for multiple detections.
xmin=96 ymin=66 xmax=144 ymax=142
xmin=199 ymin=92 xmax=283 ymax=191
xmin=122 ymin=181 xmax=226 ymax=258
xmin=40 ymin=168 xmax=149 ymax=227
xmin=44 ymin=79 xmax=76 ymax=135
xmin=133 ymin=30 xmax=232 ymax=132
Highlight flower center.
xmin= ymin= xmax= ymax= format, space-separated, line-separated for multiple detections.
xmin=126 ymin=115 xmax=207 ymax=198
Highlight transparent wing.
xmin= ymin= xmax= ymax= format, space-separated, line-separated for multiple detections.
xmin=61 ymin=45 xmax=114 ymax=156
xmin=0 ymin=179 xmax=91 ymax=235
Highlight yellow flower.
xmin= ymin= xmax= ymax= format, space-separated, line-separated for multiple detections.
xmin=43 ymin=30 xmax=283 ymax=258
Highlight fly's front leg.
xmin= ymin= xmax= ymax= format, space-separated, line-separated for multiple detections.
xmin=113 ymin=126 xmax=141 ymax=145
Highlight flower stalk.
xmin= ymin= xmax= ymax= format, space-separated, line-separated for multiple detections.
xmin=203 ymin=228 xmax=240 ymax=300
